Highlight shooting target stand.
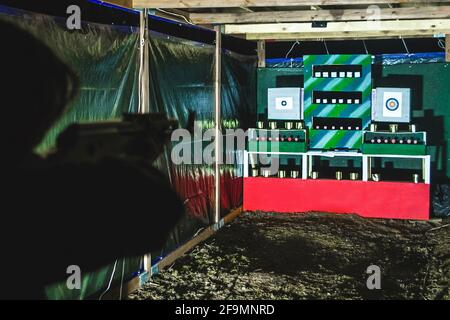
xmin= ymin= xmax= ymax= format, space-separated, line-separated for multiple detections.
xmin=243 ymin=150 xmax=431 ymax=220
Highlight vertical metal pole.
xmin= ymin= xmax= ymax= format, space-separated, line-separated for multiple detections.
xmin=424 ymin=156 xmax=431 ymax=184
xmin=308 ymin=155 xmax=313 ymax=178
xmin=214 ymin=25 xmax=222 ymax=224
xmin=446 ymin=34 xmax=450 ymax=63
xmin=139 ymin=9 xmax=150 ymax=114
xmin=302 ymin=154 xmax=308 ymax=180
xmin=243 ymin=151 xmax=249 ymax=178
xmin=140 ymin=9 xmax=152 ymax=273
xmin=362 ymin=155 xmax=369 ymax=182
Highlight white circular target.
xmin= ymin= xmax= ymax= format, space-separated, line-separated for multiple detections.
xmin=385 ymin=98 xmax=400 ymax=111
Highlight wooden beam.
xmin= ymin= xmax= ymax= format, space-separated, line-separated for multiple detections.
xmin=104 ymin=4 xmax=194 ymax=24
xmin=158 ymin=208 xmax=241 ymax=270
xmin=103 ymin=0 xmax=133 ymax=8
xmin=214 ymin=25 xmax=222 ymax=225
xmin=152 ymin=8 xmax=193 ymax=24
xmin=157 ymin=207 xmax=242 ymax=269
xmin=239 ymin=6 xmax=254 ymax=13
xmin=257 ymin=40 xmax=266 ymax=68
xmin=130 ymin=0 xmax=450 ymax=9
xmin=99 ymin=207 xmax=243 ymax=300
xmin=223 ymin=207 xmax=242 ymax=224
xmin=190 ymin=6 xmax=450 ymax=25
xmin=138 ymin=9 xmax=150 ymax=114
xmin=158 ymin=227 xmax=216 ymax=270
xmin=143 ymin=254 xmax=151 ymax=273
xmin=245 ymin=32 xmax=448 ymax=41
xmin=447 ymin=34 xmax=450 ymax=62
xmin=249 ymin=34 xmax=449 ymax=41
xmin=224 ymin=19 xmax=450 ymax=40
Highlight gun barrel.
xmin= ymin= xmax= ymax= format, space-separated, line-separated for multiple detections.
xmin=52 ymin=113 xmax=179 ymax=164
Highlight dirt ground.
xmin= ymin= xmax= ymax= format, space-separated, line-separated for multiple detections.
xmin=130 ymin=212 xmax=450 ymax=300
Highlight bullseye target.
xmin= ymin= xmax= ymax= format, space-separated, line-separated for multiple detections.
xmin=385 ymin=98 xmax=400 ymax=111
xmin=373 ymin=88 xmax=411 ymax=123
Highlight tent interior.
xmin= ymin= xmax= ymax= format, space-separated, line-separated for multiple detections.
xmin=0 ymin=0 xmax=449 ymax=300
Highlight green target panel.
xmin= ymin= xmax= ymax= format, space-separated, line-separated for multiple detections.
xmin=303 ymin=55 xmax=372 ymax=150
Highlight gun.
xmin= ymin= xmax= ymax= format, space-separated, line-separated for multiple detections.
xmin=47 ymin=113 xmax=179 ymax=166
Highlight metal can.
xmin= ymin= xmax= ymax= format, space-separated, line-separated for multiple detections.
xmin=262 ymin=169 xmax=271 ymax=178
xmin=290 ymin=171 xmax=300 ymax=179
xmin=285 ymin=122 xmax=294 ymax=130
xmin=390 ymin=124 xmax=399 ymax=133
xmin=269 ymin=122 xmax=277 ymax=130
xmin=295 ymin=121 xmax=305 ymax=130
xmin=350 ymin=172 xmax=359 ymax=181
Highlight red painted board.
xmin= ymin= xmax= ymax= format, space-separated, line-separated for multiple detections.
xmin=243 ymin=178 xmax=430 ymax=220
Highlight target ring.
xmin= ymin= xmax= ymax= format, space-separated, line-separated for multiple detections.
xmin=385 ymin=98 xmax=400 ymax=111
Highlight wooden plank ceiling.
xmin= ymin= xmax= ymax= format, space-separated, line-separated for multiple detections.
xmin=105 ymin=0 xmax=450 ymax=40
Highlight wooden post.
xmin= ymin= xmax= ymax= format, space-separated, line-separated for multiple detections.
xmin=143 ymin=254 xmax=152 ymax=274
xmin=139 ymin=9 xmax=152 ymax=273
xmin=214 ymin=25 xmax=222 ymax=225
xmin=139 ymin=9 xmax=150 ymax=114
xmin=446 ymin=34 xmax=450 ymax=62
xmin=257 ymin=40 xmax=266 ymax=68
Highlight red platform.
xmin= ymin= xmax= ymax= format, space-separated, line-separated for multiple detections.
xmin=244 ymin=178 xmax=430 ymax=220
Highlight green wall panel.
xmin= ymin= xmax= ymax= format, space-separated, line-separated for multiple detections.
xmin=380 ymin=63 xmax=450 ymax=180
xmin=256 ymin=68 xmax=303 ymax=118
xmin=257 ymin=62 xmax=450 ymax=180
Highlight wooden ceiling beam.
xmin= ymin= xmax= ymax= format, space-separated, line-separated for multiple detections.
xmin=105 ymin=0 xmax=450 ymax=10
xmin=260 ymin=34 xmax=446 ymax=41
xmin=244 ymin=32 xmax=448 ymax=41
xmin=239 ymin=7 xmax=254 ymax=13
xmin=103 ymin=0 xmax=133 ymax=9
xmin=151 ymin=9 xmax=193 ymax=24
xmin=224 ymin=19 xmax=450 ymax=40
xmin=190 ymin=6 xmax=450 ymax=24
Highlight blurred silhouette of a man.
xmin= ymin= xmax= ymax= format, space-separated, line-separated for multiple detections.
xmin=0 ymin=19 xmax=183 ymax=299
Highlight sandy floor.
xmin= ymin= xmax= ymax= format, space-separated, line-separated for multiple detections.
xmin=130 ymin=212 xmax=450 ymax=300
